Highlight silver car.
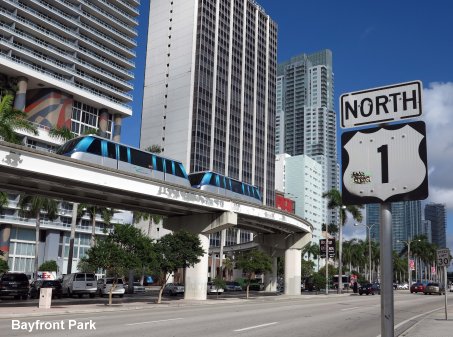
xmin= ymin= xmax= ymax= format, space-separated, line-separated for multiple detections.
xmin=163 ymin=283 xmax=184 ymax=296
xmin=423 ymin=283 xmax=444 ymax=295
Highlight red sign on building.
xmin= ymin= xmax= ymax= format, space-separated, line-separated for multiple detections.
xmin=275 ymin=192 xmax=295 ymax=214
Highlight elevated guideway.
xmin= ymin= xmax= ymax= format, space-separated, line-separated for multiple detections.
xmin=0 ymin=141 xmax=311 ymax=234
xmin=0 ymin=141 xmax=312 ymax=299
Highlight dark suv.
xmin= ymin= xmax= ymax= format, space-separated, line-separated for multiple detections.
xmin=359 ymin=283 xmax=380 ymax=295
xmin=0 ymin=273 xmax=30 ymax=299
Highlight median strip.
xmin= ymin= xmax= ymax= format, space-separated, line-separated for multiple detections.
xmin=234 ymin=322 xmax=278 ymax=332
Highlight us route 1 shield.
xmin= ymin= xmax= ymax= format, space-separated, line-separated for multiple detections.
xmin=342 ymin=121 xmax=428 ymax=205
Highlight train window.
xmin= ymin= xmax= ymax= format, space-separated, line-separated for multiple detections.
xmin=174 ymin=163 xmax=186 ymax=178
xmin=130 ymin=149 xmax=152 ymax=168
xmin=154 ymin=157 xmax=163 ymax=171
xmin=189 ymin=173 xmax=204 ymax=186
xmin=86 ymin=138 xmax=102 ymax=155
xmin=225 ymin=178 xmax=231 ymax=190
xmin=231 ymin=180 xmax=242 ymax=194
xmin=164 ymin=159 xmax=173 ymax=174
xmin=210 ymin=173 xmax=217 ymax=186
xmin=244 ymin=184 xmax=250 ymax=196
xmin=119 ymin=146 xmax=128 ymax=162
xmin=219 ymin=176 xmax=225 ymax=188
xmin=106 ymin=142 xmax=116 ymax=159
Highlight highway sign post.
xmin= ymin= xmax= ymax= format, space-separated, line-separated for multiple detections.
xmin=319 ymin=238 xmax=335 ymax=258
xmin=437 ymin=248 xmax=451 ymax=320
xmin=340 ymin=81 xmax=428 ymax=337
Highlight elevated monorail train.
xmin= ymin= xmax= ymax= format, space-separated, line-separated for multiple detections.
xmin=56 ymin=135 xmax=262 ymax=204
xmin=188 ymin=172 xmax=262 ymax=204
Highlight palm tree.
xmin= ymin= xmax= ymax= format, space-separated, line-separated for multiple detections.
xmin=322 ymin=188 xmax=363 ymax=293
xmin=18 ymin=195 xmax=58 ymax=279
xmin=48 ymin=125 xmax=75 ymax=141
xmin=0 ymin=94 xmax=37 ymax=143
xmin=79 ymin=204 xmax=114 ymax=246
xmin=0 ymin=192 xmax=7 ymax=210
xmin=302 ymin=242 xmax=319 ymax=261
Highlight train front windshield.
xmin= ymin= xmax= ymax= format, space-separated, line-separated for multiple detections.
xmin=189 ymin=173 xmax=206 ymax=186
xmin=56 ymin=138 xmax=84 ymax=155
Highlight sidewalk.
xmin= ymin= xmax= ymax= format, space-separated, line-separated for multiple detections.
xmin=399 ymin=307 xmax=453 ymax=337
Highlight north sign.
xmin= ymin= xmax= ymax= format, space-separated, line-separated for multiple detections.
xmin=340 ymin=81 xmax=422 ymax=129
xmin=342 ymin=121 xmax=428 ymax=205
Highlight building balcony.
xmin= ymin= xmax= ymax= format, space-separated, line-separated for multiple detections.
xmin=98 ymin=0 xmax=139 ymax=23
xmin=80 ymin=0 xmax=138 ymax=36
xmin=1 ymin=38 xmax=132 ymax=100
xmin=3 ymin=1 xmax=135 ymax=60
xmin=0 ymin=23 xmax=133 ymax=87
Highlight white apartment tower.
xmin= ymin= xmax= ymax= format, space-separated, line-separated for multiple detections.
xmin=141 ymin=0 xmax=277 ymax=206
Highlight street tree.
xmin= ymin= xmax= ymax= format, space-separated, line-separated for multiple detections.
xmin=80 ymin=224 xmax=152 ymax=305
xmin=0 ymin=94 xmax=37 ymax=144
xmin=211 ymin=276 xmax=226 ymax=298
xmin=39 ymin=260 xmax=59 ymax=272
xmin=18 ymin=195 xmax=58 ymax=280
xmin=0 ymin=259 xmax=8 ymax=273
xmin=154 ymin=231 xmax=205 ymax=304
xmin=235 ymin=249 xmax=272 ymax=299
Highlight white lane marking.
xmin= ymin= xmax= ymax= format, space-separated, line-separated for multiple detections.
xmin=126 ymin=318 xmax=184 ymax=326
xmin=341 ymin=306 xmax=361 ymax=311
xmin=234 ymin=322 xmax=278 ymax=332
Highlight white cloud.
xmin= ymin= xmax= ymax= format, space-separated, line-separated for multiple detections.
xmin=423 ymin=82 xmax=453 ymax=210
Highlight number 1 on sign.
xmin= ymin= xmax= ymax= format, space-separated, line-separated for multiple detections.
xmin=377 ymin=144 xmax=389 ymax=183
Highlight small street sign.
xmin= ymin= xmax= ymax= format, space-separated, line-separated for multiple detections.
xmin=340 ymin=80 xmax=422 ymax=129
xmin=319 ymin=238 xmax=336 ymax=258
xmin=437 ymin=248 xmax=451 ymax=267
xmin=342 ymin=121 xmax=428 ymax=205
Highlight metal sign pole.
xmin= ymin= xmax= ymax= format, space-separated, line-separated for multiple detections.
xmin=380 ymin=202 xmax=394 ymax=337
xmin=325 ymin=238 xmax=329 ymax=295
xmin=445 ymin=266 xmax=448 ymax=320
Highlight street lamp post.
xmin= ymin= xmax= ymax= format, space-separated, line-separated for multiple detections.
xmin=397 ymin=238 xmax=420 ymax=286
xmin=354 ymin=223 xmax=376 ymax=283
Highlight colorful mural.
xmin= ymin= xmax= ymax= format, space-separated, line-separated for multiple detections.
xmin=25 ymin=89 xmax=72 ymax=128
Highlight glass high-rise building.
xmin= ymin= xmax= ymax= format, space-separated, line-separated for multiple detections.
xmin=141 ymin=0 xmax=277 ymax=206
xmin=366 ymin=201 xmax=422 ymax=253
xmin=0 ymin=0 xmax=138 ymax=140
xmin=276 ymin=50 xmax=339 ymax=224
xmin=424 ymin=203 xmax=446 ymax=249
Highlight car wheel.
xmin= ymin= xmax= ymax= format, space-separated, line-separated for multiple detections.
xmin=359 ymin=293 xmax=362 ymax=295
xmin=58 ymin=295 xmax=62 ymax=299
xmin=119 ymin=294 xmax=124 ymax=298
xmin=22 ymin=295 xmax=28 ymax=300
xmin=78 ymin=294 xmax=83 ymax=298
xmin=68 ymin=288 xmax=72 ymax=298
xmin=89 ymin=293 xmax=95 ymax=298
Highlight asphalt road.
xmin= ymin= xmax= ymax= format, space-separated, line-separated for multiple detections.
xmin=1 ymin=292 xmax=450 ymax=337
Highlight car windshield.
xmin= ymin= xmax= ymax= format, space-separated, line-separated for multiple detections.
xmin=42 ymin=281 xmax=60 ymax=286
xmin=106 ymin=279 xmax=123 ymax=284
xmin=427 ymin=283 xmax=438 ymax=287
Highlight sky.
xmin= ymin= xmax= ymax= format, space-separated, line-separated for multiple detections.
xmin=121 ymin=0 xmax=453 ymax=264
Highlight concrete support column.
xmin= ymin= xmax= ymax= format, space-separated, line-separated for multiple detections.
xmin=284 ymin=248 xmax=301 ymax=296
xmin=184 ymin=233 xmax=209 ymax=300
xmin=264 ymin=256 xmax=278 ymax=292
xmin=0 ymin=224 xmax=12 ymax=261
xmin=98 ymin=108 xmax=109 ymax=138
xmin=13 ymin=76 xmax=28 ymax=110
xmin=113 ymin=114 xmax=122 ymax=142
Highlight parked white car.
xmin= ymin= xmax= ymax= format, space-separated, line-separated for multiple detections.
xmin=97 ymin=278 xmax=125 ymax=297
xmin=397 ymin=283 xmax=409 ymax=290
xmin=62 ymin=273 xmax=97 ymax=298
xmin=207 ymin=282 xmax=224 ymax=294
